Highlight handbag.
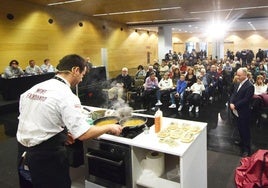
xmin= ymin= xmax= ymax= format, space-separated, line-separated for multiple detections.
xmin=235 ymin=149 xmax=268 ymax=188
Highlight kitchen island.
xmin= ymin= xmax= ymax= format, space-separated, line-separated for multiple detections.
xmin=84 ymin=107 xmax=207 ymax=188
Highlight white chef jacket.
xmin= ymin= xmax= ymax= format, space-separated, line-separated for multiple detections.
xmin=17 ymin=76 xmax=91 ymax=147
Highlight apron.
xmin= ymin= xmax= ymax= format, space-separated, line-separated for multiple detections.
xmin=18 ymin=128 xmax=71 ymax=188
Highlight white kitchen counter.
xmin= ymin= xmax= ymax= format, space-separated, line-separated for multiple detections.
xmin=86 ymin=106 xmax=207 ymax=188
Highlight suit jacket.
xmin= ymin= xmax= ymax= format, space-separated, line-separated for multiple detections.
xmin=230 ymin=79 xmax=254 ymax=118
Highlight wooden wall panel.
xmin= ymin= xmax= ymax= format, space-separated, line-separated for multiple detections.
xmin=1 ymin=0 xmax=267 ymax=76
xmin=173 ymin=31 xmax=268 ymax=58
xmin=0 ymin=0 xmax=158 ymax=75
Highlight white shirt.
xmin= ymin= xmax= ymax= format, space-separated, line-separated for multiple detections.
xmin=40 ymin=64 xmax=55 ymax=73
xmin=254 ymin=84 xmax=267 ymax=95
xmin=159 ymin=78 xmax=173 ymax=90
xmin=25 ymin=65 xmax=43 ymax=75
xmin=17 ymin=76 xmax=91 ymax=147
xmin=191 ymin=82 xmax=205 ymax=95
xmin=237 ymin=78 xmax=248 ymax=92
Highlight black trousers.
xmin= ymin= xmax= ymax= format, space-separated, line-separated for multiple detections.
xmin=187 ymin=93 xmax=201 ymax=106
xmin=235 ymin=115 xmax=251 ymax=153
xmin=18 ymin=130 xmax=71 ymax=188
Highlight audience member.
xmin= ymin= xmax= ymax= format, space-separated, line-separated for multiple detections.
xmin=187 ymin=77 xmax=205 ymax=113
xmin=142 ymin=72 xmax=159 ymax=110
xmin=159 ymin=60 xmax=169 ymax=77
xmin=135 ymin=65 xmax=146 ymax=79
xmin=3 ymin=59 xmax=24 ymax=78
xmin=40 ymin=58 xmax=55 ymax=73
xmin=169 ymin=74 xmax=187 ymax=111
xmin=25 ymin=60 xmax=43 ymax=75
xmin=185 ymin=67 xmax=197 ymax=88
xmin=155 ymin=72 xmax=174 ymax=106
xmin=206 ymin=65 xmax=219 ymax=101
xmin=108 ymin=67 xmax=133 ymax=103
xmin=170 ymin=66 xmax=181 ymax=86
xmin=85 ymin=57 xmax=93 ymax=70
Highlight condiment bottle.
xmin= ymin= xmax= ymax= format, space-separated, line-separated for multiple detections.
xmin=154 ymin=108 xmax=162 ymax=133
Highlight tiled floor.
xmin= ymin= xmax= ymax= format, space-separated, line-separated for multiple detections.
xmin=0 ymin=93 xmax=267 ymax=188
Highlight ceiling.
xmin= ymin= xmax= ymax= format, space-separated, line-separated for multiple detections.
xmin=23 ymin=0 xmax=268 ymax=33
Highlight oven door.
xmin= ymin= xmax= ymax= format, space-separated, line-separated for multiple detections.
xmin=86 ymin=151 xmax=126 ymax=185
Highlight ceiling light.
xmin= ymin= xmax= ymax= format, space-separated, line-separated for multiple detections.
xmin=140 ymin=9 xmax=160 ymax=12
xmin=183 ymin=17 xmax=200 ymax=20
xmin=248 ymin=22 xmax=256 ymax=31
xmin=153 ymin=19 xmax=168 ymax=22
xmin=48 ymin=0 xmax=81 ymax=6
xmin=126 ymin=20 xmax=153 ymax=24
xmin=93 ymin=7 xmax=181 ymax=17
xmin=93 ymin=13 xmax=108 ymax=16
xmin=108 ymin=12 xmax=125 ymax=15
xmin=124 ymin=10 xmax=141 ymax=14
xmin=190 ymin=5 xmax=268 ymax=14
xmin=168 ymin=18 xmax=183 ymax=21
xmin=205 ymin=21 xmax=229 ymax=39
xmin=160 ymin=7 xmax=181 ymax=11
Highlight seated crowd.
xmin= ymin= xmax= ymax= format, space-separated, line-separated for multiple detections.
xmin=108 ymin=48 xmax=268 ymax=115
xmin=1 ymin=58 xmax=57 ymax=79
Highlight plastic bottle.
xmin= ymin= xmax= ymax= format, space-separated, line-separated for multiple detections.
xmin=154 ymin=108 xmax=163 ymax=133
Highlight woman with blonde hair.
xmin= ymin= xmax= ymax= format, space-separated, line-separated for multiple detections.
xmin=254 ymin=75 xmax=267 ymax=95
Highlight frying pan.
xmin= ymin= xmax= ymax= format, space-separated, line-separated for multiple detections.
xmin=93 ymin=116 xmax=120 ymax=126
xmin=93 ymin=115 xmax=148 ymax=135
xmin=119 ymin=116 xmax=148 ymax=134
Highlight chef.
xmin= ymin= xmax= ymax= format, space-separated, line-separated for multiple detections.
xmin=16 ymin=54 xmax=122 ymax=188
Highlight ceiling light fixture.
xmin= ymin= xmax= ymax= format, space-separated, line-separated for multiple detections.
xmin=190 ymin=5 xmax=268 ymax=14
xmin=108 ymin=12 xmax=125 ymax=15
xmin=93 ymin=13 xmax=108 ymax=16
xmin=140 ymin=9 xmax=160 ymax=12
xmin=153 ymin=19 xmax=167 ymax=22
xmin=126 ymin=17 xmax=194 ymax=25
xmin=183 ymin=17 xmax=200 ymax=20
xmin=160 ymin=7 xmax=181 ymax=11
xmin=93 ymin=7 xmax=181 ymax=17
xmin=248 ymin=22 xmax=256 ymax=31
xmin=127 ymin=20 xmax=153 ymax=24
xmin=168 ymin=18 xmax=183 ymax=21
xmin=48 ymin=0 xmax=82 ymax=6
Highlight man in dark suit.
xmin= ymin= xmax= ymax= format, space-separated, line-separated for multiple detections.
xmin=230 ymin=67 xmax=254 ymax=157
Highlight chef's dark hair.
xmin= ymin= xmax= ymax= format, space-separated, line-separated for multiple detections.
xmin=57 ymin=54 xmax=86 ymax=73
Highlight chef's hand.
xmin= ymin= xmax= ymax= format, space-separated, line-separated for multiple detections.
xmin=108 ymin=124 xmax=123 ymax=136
xmin=65 ymin=132 xmax=75 ymax=145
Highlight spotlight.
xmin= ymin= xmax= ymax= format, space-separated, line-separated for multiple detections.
xmin=48 ymin=18 xmax=53 ymax=24
xmin=6 ymin=13 xmax=14 ymax=20
xmin=79 ymin=22 xmax=83 ymax=27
